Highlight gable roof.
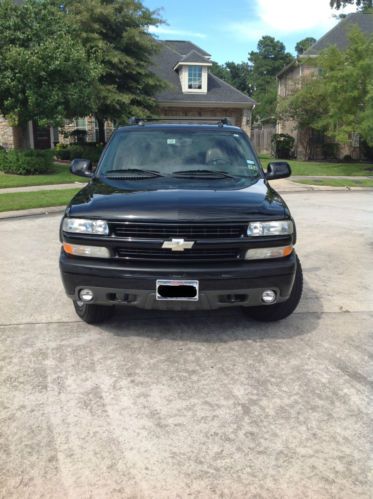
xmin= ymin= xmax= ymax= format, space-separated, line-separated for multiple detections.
xmin=277 ymin=12 xmax=373 ymax=78
xmin=163 ymin=40 xmax=211 ymax=58
xmin=179 ymin=50 xmax=211 ymax=64
xmin=151 ymin=42 xmax=255 ymax=107
xmin=304 ymin=11 xmax=373 ymax=55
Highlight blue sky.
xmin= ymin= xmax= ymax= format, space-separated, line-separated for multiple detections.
xmin=144 ymin=0 xmax=355 ymax=63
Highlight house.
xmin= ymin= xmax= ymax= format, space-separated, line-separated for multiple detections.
xmin=276 ymin=12 xmax=373 ymax=160
xmin=0 ymin=40 xmax=254 ymax=150
xmin=150 ymin=40 xmax=255 ymax=132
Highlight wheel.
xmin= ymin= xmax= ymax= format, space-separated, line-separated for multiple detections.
xmin=73 ymin=300 xmax=114 ymax=324
xmin=243 ymin=256 xmax=303 ymax=322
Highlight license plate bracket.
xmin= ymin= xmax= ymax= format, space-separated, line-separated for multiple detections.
xmin=156 ymin=279 xmax=199 ymax=301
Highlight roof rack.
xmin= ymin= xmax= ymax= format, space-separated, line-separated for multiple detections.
xmin=126 ymin=117 xmax=233 ymax=127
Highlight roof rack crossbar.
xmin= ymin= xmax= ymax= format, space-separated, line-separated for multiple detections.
xmin=126 ymin=117 xmax=233 ymax=126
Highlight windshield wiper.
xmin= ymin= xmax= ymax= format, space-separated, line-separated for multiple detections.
xmin=172 ymin=169 xmax=234 ymax=179
xmin=104 ymin=168 xmax=163 ymax=178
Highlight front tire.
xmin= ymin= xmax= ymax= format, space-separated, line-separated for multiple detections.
xmin=73 ymin=300 xmax=114 ymax=324
xmin=243 ymin=255 xmax=303 ymax=322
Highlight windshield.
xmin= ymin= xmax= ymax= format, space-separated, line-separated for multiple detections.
xmin=98 ymin=129 xmax=261 ymax=179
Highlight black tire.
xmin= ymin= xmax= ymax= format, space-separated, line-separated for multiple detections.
xmin=73 ymin=300 xmax=114 ymax=324
xmin=243 ymin=256 xmax=303 ymax=322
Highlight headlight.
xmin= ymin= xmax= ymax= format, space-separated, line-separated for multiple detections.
xmin=62 ymin=218 xmax=109 ymax=235
xmin=247 ymin=220 xmax=293 ymax=237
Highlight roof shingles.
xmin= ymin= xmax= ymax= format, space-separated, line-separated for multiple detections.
xmin=151 ymin=41 xmax=254 ymax=107
xmin=304 ymin=11 xmax=373 ymax=56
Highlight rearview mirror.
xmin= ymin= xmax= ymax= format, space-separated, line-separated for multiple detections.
xmin=70 ymin=158 xmax=93 ymax=178
xmin=266 ymin=161 xmax=291 ymax=180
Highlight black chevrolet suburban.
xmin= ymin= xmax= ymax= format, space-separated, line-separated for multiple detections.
xmin=59 ymin=121 xmax=302 ymax=324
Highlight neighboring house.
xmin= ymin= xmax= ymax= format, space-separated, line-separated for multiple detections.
xmin=151 ymin=40 xmax=255 ymax=132
xmin=276 ymin=12 xmax=373 ymax=160
xmin=0 ymin=40 xmax=254 ymax=149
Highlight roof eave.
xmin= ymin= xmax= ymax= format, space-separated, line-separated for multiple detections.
xmin=157 ymin=100 xmax=254 ymax=109
xmin=173 ymin=61 xmax=213 ymax=71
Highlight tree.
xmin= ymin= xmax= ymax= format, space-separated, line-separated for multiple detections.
xmin=61 ymin=0 xmax=165 ymax=143
xmin=278 ymin=27 xmax=373 ymax=151
xmin=330 ymin=0 xmax=372 ymax=9
xmin=0 ymin=0 xmax=100 ymax=148
xmin=211 ymin=61 xmax=232 ymax=83
xmin=248 ymin=36 xmax=293 ymax=123
xmin=295 ymin=37 xmax=316 ymax=56
xmin=211 ymin=61 xmax=253 ymax=96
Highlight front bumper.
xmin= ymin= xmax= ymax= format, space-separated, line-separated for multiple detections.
xmin=59 ymin=251 xmax=297 ymax=310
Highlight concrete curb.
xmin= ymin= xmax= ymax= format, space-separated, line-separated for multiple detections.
xmin=0 ymin=182 xmax=85 ymax=194
xmin=0 ymin=206 xmax=65 ymax=220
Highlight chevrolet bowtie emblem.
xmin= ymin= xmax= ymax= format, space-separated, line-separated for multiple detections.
xmin=162 ymin=238 xmax=195 ymax=252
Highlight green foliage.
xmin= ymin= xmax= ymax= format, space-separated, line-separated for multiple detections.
xmin=271 ymin=134 xmax=295 ymax=159
xmin=0 ymin=149 xmax=54 ymax=175
xmin=0 ymin=0 xmax=100 ymax=129
xmin=278 ymin=27 xmax=373 ymax=147
xmin=295 ymin=37 xmax=316 ymax=55
xmin=277 ymin=73 xmax=328 ymax=130
xmin=60 ymin=0 xmax=165 ymax=133
xmin=249 ymin=36 xmax=294 ymax=122
xmin=330 ymin=0 xmax=372 ymax=9
xmin=322 ymin=142 xmax=340 ymax=159
xmin=211 ymin=61 xmax=253 ymax=96
xmin=55 ymin=143 xmax=104 ymax=163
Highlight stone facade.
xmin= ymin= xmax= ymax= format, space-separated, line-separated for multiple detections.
xmin=0 ymin=117 xmax=15 ymax=149
xmin=58 ymin=116 xmax=114 ymax=144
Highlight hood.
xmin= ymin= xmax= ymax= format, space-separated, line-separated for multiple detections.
xmin=66 ymin=177 xmax=288 ymax=222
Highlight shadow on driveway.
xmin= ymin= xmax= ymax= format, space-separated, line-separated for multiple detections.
xmin=100 ymin=278 xmax=322 ymax=343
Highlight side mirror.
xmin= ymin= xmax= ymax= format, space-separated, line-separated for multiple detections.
xmin=70 ymin=158 xmax=93 ymax=178
xmin=266 ymin=161 xmax=291 ymax=180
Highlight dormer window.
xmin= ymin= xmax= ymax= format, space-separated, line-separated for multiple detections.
xmin=188 ymin=66 xmax=202 ymax=89
xmin=173 ymin=50 xmax=212 ymax=94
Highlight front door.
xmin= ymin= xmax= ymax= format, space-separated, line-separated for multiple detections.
xmin=32 ymin=122 xmax=51 ymax=149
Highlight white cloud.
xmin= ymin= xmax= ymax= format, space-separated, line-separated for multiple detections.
xmin=258 ymin=0 xmax=355 ymax=33
xmin=148 ymin=26 xmax=207 ymax=39
xmin=228 ymin=0 xmax=356 ymax=40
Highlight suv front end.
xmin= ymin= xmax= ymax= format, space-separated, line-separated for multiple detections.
xmin=59 ymin=123 xmax=302 ymax=323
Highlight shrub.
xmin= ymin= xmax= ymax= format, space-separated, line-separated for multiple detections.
xmin=54 ymin=143 xmax=104 ymax=163
xmin=0 ymin=149 xmax=54 ymax=175
xmin=271 ymin=134 xmax=295 ymax=159
xmin=342 ymin=154 xmax=353 ymax=163
xmin=322 ymin=143 xmax=339 ymax=160
xmin=360 ymin=140 xmax=373 ymax=161
xmin=55 ymin=143 xmax=71 ymax=160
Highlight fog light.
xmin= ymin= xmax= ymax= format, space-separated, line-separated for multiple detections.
xmin=79 ymin=289 xmax=94 ymax=302
xmin=261 ymin=290 xmax=276 ymax=304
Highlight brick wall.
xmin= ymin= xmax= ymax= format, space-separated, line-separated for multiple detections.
xmin=159 ymin=106 xmax=251 ymax=134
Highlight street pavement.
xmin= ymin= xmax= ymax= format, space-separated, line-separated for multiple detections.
xmin=0 ymin=191 xmax=372 ymax=498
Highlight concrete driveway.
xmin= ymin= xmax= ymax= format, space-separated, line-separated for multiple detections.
xmin=0 ymin=191 xmax=372 ymax=498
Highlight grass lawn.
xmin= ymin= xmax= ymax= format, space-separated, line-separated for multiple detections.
xmin=296 ymin=178 xmax=373 ymax=188
xmin=0 ymin=163 xmax=78 ymax=189
xmin=0 ymin=188 xmax=80 ymax=212
xmin=259 ymin=155 xmax=373 ymax=176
